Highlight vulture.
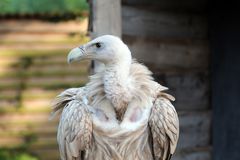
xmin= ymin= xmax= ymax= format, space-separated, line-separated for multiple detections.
xmin=51 ymin=35 xmax=179 ymax=160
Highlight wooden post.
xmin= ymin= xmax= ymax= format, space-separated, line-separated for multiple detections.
xmin=88 ymin=0 xmax=122 ymax=38
xmin=88 ymin=0 xmax=122 ymax=72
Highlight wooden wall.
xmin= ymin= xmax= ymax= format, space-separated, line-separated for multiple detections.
xmin=121 ymin=0 xmax=211 ymax=159
xmin=0 ymin=19 xmax=89 ymax=160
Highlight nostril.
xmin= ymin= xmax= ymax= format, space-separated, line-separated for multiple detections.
xmin=78 ymin=46 xmax=85 ymax=53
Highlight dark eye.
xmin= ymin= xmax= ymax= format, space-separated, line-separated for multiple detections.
xmin=95 ymin=43 xmax=101 ymax=48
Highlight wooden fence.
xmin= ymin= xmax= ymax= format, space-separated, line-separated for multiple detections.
xmin=0 ymin=18 xmax=89 ymax=160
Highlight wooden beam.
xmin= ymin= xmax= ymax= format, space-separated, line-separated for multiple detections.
xmin=177 ymin=111 xmax=211 ymax=149
xmin=123 ymin=36 xmax=210 ymax=71
xmin=154 ymin=72 xmax=210 ymax=111
xmin=122 ymin=0 xmax=208 ymax=12
xmin=122 ymin=6 xmax=207 ymax=39
xmin=89 ymin=0 xmax=122 ymax=38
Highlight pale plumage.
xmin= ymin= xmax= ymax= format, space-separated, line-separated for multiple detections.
xmin=51 ymin=35 xmax=179 ymax=160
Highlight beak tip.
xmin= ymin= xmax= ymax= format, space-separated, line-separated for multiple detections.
xmin=67 ymin=47 xmax=84 ymax=64
xmin=67 ymin=58 xmax=73 ymax=64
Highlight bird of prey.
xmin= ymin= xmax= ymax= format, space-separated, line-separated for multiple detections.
xmin=51 ymin=35 xmax=179 ymax=160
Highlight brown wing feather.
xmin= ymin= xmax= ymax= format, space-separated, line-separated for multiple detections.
xmin=148 ymin=96 xmax=179 ymax=160
xmin=58 ymin=100 xmax=92 ymax=160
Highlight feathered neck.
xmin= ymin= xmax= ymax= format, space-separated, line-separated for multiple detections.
xmin=86 ymin=60 xmax=167 ymax=120
xmin=103 ymin=59 xmax=132 ymax=109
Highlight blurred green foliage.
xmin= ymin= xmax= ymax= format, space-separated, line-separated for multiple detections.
xmin=0 ymin=0 xmax=88 ymax=16
xmin=0 ymin=147 xmax=38 ymax=160
xmin=0 ymin=132 xmax=38 ymax=160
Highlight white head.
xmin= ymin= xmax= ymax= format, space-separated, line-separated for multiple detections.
xmin=68 ymin=35 xmax=132 ymax=65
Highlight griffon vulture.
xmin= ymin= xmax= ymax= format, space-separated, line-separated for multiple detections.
xmin=51 ymin=35 xmax=179 ymax=160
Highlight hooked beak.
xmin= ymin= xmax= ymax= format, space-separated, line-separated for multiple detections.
xmin=67 ymin=46 xmax=85 ymax=63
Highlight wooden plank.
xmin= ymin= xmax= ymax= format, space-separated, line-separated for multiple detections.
xmin=0 ymin=136 xmax=24 ymax=147
xmin=22 ymin=98 xmax=52 ymax=110
xmin=32 ymin=56 xmax=66 ymax=65
xmin=0 ymin=90 xmax=18 ymax=100
xmin=0 ymin=43 xmax=76 ymax=50
xmin=29 ymin=140 xmax=58 ymax=150
xmin=26 ymin=76 xmax=87 ymax=88
xmin=0 ymin=68 xmax=19 ymax=78
xmin=154 ymin=72 xmax=210 ymax=111
xmin=122 ymin=0 xmax=208 ymax=12
xmin=33 ymin=137 xmax=57 ymax=147
xmin=22 ymin=88 xmax=61 ymax=99
xmin=0 ymin=123 xmax=57 ymax=135
xmin=0 ymin=113 xmax=52 ymax=123
xmin=0 ymin=77 xmax=20 ymax=85
xmin=177 ymin=112 xmax=211 ymax=149
xmin=30 ymin=149 xmax=59 ymax=160
xmin=0 ymin=56 xmax=20 ymax=67
xmin=90 ymin=0 xmax=122 ymax=38
xmin=0 ymin=33 xmax=77 ymax=42
xmin=28 ymin=63 xmax=88 ymax=73
xmin=32 ymin=57 xmax=89 ymax=66
xmin=27 ymin=76 xmax=87 ymax=84
xmin=0 ymin=100 xmax=18 ymax=108
xmin=24 ymin=67 xmax=88 ymax=78
xmin=0 ymin=118 xmax=58 ymax=126
xmin=122 ymin=6 xmax=208 ymax=39
xmin=0 ymin=19 xmax=88 ymax=34
xmin=0 ymin=82 xmax=20 ymax=90
xmin=173 ymin=149 xmax=211 ymax=160
xmin=124 ymin=36 xmax=209 ymax=70
xmin=0 ymin=49 xmax=67 ymax=58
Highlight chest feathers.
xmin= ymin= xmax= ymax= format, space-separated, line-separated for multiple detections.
xmin=82 ymin=61 xmax=167 ymax=160
xmin=86 ymin=61 xmax=166 ymax=120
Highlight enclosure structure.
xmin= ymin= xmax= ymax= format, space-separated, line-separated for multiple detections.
xmin=89 ymin=0 xmax=210 ymax=159
xmin=90 ymin=1 xmax=240 ymax=160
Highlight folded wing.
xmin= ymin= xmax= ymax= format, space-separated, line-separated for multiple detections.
xmin=148 ymin=96 xmax=179 ymax=160
xmin=52 ymin=88 xmax=93 ymax=160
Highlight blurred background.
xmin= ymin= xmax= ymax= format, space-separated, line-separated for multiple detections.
xmin=0 ymin=0 xmax=90 ymax=160
xmin=0 ymin=0 xmax=240 ymax=160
